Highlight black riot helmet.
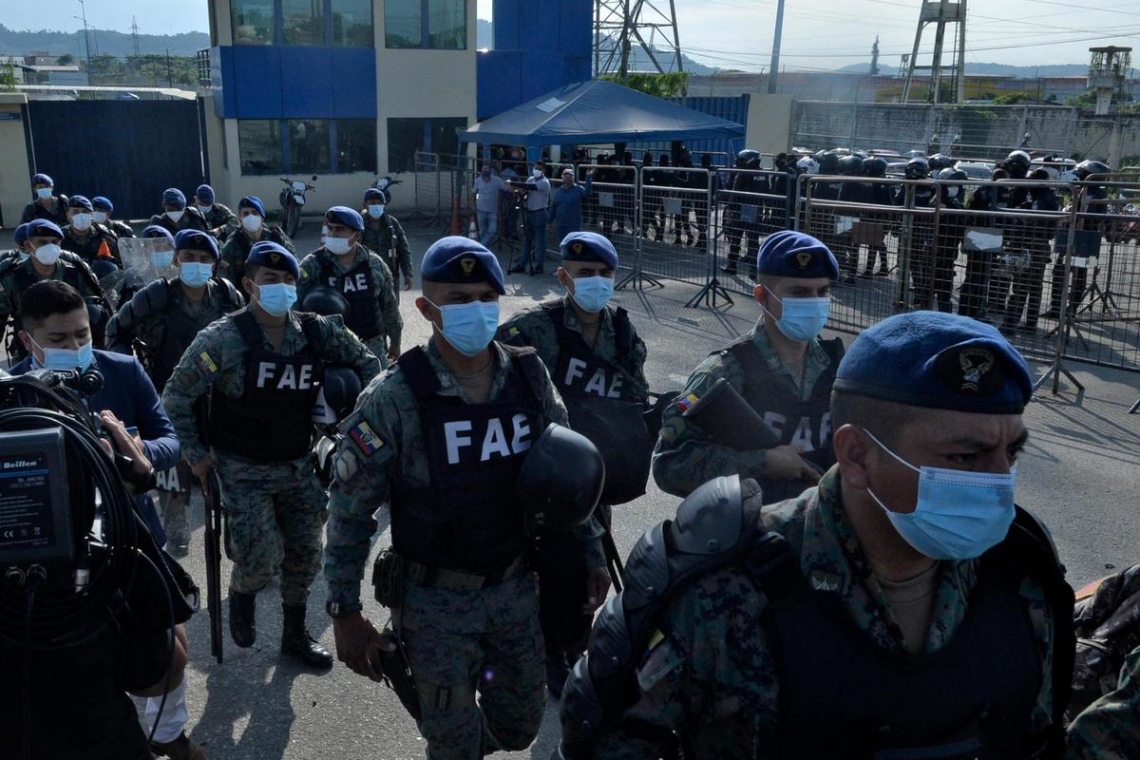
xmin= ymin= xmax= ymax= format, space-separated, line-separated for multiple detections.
xmin=735 ymin=149 xmax=762 ymax=170
xmin=1074 ymin=160 xmax=1111 ymax=181
xmin=863 ymin=156 xmax=889 ymax=178
xmin=1004 ymin=150 xmax=1032 ymax=178
xmin=838 ymin=155 xmax=864 ymax=176
xmin=928 ymin=153 xmax=954 ymax=171
xmin=817 ymin=150 xmax=841 ymax=175
xmin=321 ymin=366 xmax=362 ymax=421
xmin=936 ymin=168 xmax=968 ymax=200
xmin=517 ymin=424 xmax=604 ymax=537
xmin=904 ymin=157 xmax=931 ymax=180
xmin=301 ymin=286 xmax=350 ymax=317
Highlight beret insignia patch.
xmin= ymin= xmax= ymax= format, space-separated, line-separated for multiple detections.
xmin=934 ymin=346 xmax=1002 ymax=396
xmin=572 ymin=242 xmax=584 ymax=254
xmin=460 ymin=257 xmax=476 ymax=275
xmin=270 ymin=253 xmax=281 ymax=264
xmin=795 ymin=252 xmax=813 ymax=269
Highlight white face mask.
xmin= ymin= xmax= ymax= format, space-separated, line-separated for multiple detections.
xmin=71 ymin=213 xmax=93 ymax=232
xmin=167 ymin=209 xmax=185 ymax=222
xmin=197 ymin=205 xmax=213 ymax=215
xmin=93 ymin=211 xmax=108 ymax=224
xmin=241 ymin=214 xmax=263 ymax=232
xmin=33 ymin=243 xmax=62 ymax=266
xmin=534 ymin=168 xmax=544 ymax=178
xmin=324 ymin=236 xmax=353 ymax=255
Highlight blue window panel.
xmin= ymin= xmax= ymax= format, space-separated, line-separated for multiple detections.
xmin=232 ymin=46 xmax=285 ymax=118
xmin=211 ymin=46 xmax=239 ymax=118
xmin=280 ymin=48 xmax=334 ymax=118
xmin=517 ymin=0 xmax=558 ymax=45
xmin=331 ymin=48 xmax=377 ymax=118
xmin=477 ymin=51 xmax=522 ymax=120
xmin=491 ymin=0 xmax=520 ymax=51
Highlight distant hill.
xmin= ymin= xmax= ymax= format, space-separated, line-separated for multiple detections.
xmin=0 ymin=24 xmax=210 ymax=58
xmin=838 ymin=61 xmax=1090 ymax=77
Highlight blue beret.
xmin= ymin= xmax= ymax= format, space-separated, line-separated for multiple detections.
xmin=421 ymin=236 xmax=505 ymax=295
xmin=91 ymin=196 xmax=113 ymax=212
xmin=142 ymin=225 xmax=176 ymax=248
xmin=247 ymin=241 xmax=300 ymax=279
xmin=25 ymin=219 xmax=63 ymax=240
xmin=163 ymin=188 xmax=187 ymax=208
xmin=68 ymin=195 xmax=93 ymax=211
xmin=834 ymin=312 xmax=1033 ymax=414
xmin=238 ymin=196 xmax=266 ymax=217
xmin=325 ymin=205 xmax=365 ymax=231
xmin=14 ymin=223 xmax=29 ymax=245
xmin=174 ymin=229 xmax=219 ymax=259
xmin=363 ymin=187 xmax=385 ymax=202
xmin=32 ymin=173 xmax=53 ymax=187
xmin=195 ymin=184 xmax=215 ymax=204
xmin=560 ymin=231 xmax=618 ymax=269
xmin=756 ymin=231 xmax=839 ymax=280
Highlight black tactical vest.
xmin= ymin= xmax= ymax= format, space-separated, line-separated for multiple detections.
xmin=762 ymin=553 xmax=1044 ymax=759
xmin=208 ymin=311 xmax=324 ymax=462
xmin=390 ymin=344 xmax=545 ymax=570
xmin=153 ymin=281 xmax=240 ymax=392
xmin=318 ymin=252 xmax=379 ymax=340
xmin=6 ymin=261 xmax=104 ymax=360
xmin=542 ymin=301 xmax=651 ymax=505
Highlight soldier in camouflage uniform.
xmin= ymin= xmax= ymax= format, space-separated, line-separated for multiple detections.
xmin=193 ymin=184 xmax=239 ymax=242
xmin=92 ymin=196 xmax=136 ymax=240
xmin=106 ymin=229 xmax=246 ymax=555
xmin=163 ymin=241 xmax=380 ymax=668
xmin=560 ymin=311 xmax=1075 ymax=760
xmin=297 ymin=206 xmax=403 ymax=363
xmin=499 ymin=231 xmax=646 ymax=695
xmin=0 ymin=219 xmax=108 ymax=361
xmin=61 ymin=194 xmax=122 ymax=268
xmin=361 ymin=187 xmax=414 ymax=299
xmin=219 ymin=196 xmax=296 ymax=288
xmin=325 ymin=237 xmax=603 ymax=760
xmin=654 ymin=231 xmax=843 ymax=505
xmin=1067 ymin=646 xmax=1140 ymax=759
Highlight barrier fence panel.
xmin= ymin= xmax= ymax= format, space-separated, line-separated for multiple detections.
xmin=711 ymin=169 xmax=798 ymax=299
xmin=411 ymin=152 xmax=443 ymax=224
xmin=636 ymin=167 xmax=715 ymax=289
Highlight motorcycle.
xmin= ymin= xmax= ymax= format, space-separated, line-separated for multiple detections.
xmin=371 ymin=174 xmax=403 ymax=204
xmin=279 ymin=175 xmax=318 ymax=238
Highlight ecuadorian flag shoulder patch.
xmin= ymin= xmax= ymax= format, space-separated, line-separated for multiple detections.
xmin=349 ymin=420 xmax=382 ymax=456
xmin=195 ymin=351 xmax=219 ymax=376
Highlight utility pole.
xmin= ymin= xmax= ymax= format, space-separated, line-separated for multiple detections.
xmin=903 ymin=0 xmax=967 ymax=104
xmin=768 ymin=0 xmax=786 ymax=94
xmin=74 ymin=0 xmax=92 ymax=76
xmin=594 ymin=0 xmax=684 ymax=78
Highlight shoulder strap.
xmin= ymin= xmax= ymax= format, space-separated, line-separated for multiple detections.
xmin=397 ymin=346 xmax=440 ymax=403
xmin=540 ymin=300 xmax=573 ymax=347
xmin=296 ymin=313 xmax=331 ymax=361
xmin=500 ymin=343 xmax=547 ymax=402
xmin=123 ymin=279 xmax=173 ymax=328
xmin=611 ymin=306 xmax=633 ymax=355
xmin=214 ymin=277 xmax=244 ymax=310
xmin=820 ymin=336 xmax=845 ymax=365
xmin=726 ymin=333 xmax=766 ymax=381
xmin=233 ymin=310 xmax=263 ymax=348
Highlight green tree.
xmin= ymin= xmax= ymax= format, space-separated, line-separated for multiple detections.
xmin=993 ymin=91 xmax=1033 ymax=105
xmin=57 ymin=53 xmax=75 ymax=66
xmin=599 ymin=71 xmax=690 ymax=98
xmin=0 ymin=63 xmax=16 ymax=92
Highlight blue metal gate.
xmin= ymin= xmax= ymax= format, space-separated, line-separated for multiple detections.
xmin=24 ymin=99 xmax=207 ymax=222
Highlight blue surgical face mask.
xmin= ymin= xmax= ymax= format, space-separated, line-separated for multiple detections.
xmin=763 ymin=291 xmax=831 ymax=343
xmin=36 ymin=187 xmax=53 ymax=200
xmin=256 ymin=282 xmax=297 ymax=317
xmin=17 ymin=252 xmax=30 ymax=263
xmin=367 ymin=204 xmax=385 ymax=219
xmin=180 ymin=261 xmax=213 ymax=288
xmin=863 ymin=429 xmax=1016 ymax=561
xmin=31 ymin=336 xmax=94 ymax=372
xmin=427 ymin=298 xmax=500 ymax=357
xmin=152 ymin=250 xmax=175 ymax=269
xmin=570 ymin=275 xmax=614 ymax=313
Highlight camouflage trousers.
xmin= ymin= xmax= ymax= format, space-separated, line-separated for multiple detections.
xmin=399 ymin=569 xmax=545 ymax=760
xmin=214 ymin=453 xmax=327 ymax=606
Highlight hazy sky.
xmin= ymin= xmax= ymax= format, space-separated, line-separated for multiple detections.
xmin=3 ymin=0 xmax=1138 ymax=71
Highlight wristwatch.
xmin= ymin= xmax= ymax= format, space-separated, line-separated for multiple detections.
xmin=326 ymin=600 xmax=363 ymax=619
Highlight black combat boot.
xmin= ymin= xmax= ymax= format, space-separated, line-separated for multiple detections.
xmin=228 ymin=590 xmax=256 ymax=648
xmin=281 ymin=604 xmax=333 ymax=669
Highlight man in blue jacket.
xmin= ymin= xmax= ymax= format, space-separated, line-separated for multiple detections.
xmin=551 ymin=167 xmax=594 ymax=246
xmin=10 ymin=280 xmax=206 ymax=760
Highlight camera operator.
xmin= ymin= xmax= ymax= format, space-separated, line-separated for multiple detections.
xmin=7 ymin=280 xmax=204 ymax=760
xmin=0 ymin=371 xmax=191 ymax=760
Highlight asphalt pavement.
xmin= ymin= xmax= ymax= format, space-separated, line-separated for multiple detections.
xmin=141 ymin=221 xmax=1139 ymax=759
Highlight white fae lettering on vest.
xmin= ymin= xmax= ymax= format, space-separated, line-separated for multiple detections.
xmin=565 ymin=358 xmax=625 ymax=399
xmin=788 ymin=418 xmax=816 ymax=451
xmin=257 ymin=362 xmax=314 ymax=390
xmin=343 ymin=273 xmax=368 ymax=293
xmin=764 ymin=411 xmax=787 ymax=438
xmin=445 ymin=415 xmax=533 ymax=464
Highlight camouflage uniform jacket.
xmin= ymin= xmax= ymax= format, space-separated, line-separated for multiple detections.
xmin=105 ymin=277 xmax=244 ymax=357
xmin=161 ymin=308 xmax=381 ymax=466
xmin=200 ymin=204 xmax=238 ymax=239
xmin=361 ymin=213 xmax=413 ymax=280
xmin=498 ymin=294 xmax=650 ymax=400
xmin=324 ymin=338 xmax=604 ymax=607
xmin=218 ymin=227 xmax=296 ymax=288
xmin=62 ymin=224 xmax=122 ymax=268
xmin=652 ymin=324 xmax=834 ymax=496
xmin=296 ymin=243 xmax=403 ymax=353
xmin=0 ymin=256 xmax=105 ymax=330
xmin=1066 ymin=645 xmax=1140 ymax=759
xmin=596 ymin=468 xmax=1057 ymax=759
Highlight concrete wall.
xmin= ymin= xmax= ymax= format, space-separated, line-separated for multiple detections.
xmin=746 ymin=94 xmax=794 ymax=155
xmin=0 ymin=94 xmax=31 ymax=230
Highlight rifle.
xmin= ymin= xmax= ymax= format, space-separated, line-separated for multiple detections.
xmin=677 ymin=377 xmax=782 ymax=450
xmin=204 ymin=470 xmax=224 ymax=664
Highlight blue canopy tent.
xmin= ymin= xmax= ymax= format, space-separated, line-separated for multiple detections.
xmin=459 ymin=79 xmax=745 ymax=161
